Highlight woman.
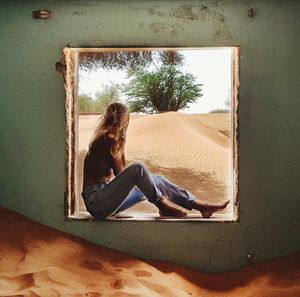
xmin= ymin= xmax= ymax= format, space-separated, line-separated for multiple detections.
xmin=82 ymin=102 xmax=229 ymax=220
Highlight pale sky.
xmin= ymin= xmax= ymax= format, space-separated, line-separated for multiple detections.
xmin=79 ymin=48 xmax=232 ymax=114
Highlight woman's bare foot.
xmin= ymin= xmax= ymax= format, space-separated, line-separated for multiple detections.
xmin=155 ymin=197 xmax=187 ymax=218
xmin=193 ymin=200 xmax=230 ymax=218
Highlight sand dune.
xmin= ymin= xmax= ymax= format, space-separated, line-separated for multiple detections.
xmin=1 ymin=207 xmax=300 ymax=296
xmin=126 ymin=112 xmax=230 ymax=181
xmin=77 ymin=112 xmax=232 ymax=215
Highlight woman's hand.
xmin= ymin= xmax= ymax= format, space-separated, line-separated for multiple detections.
xmin=111 ymin=151 xmax=125 ymax=176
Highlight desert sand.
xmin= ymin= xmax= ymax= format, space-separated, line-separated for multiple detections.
xmin=1 ymin=207 xmax=300 ymax=297
xmin=77 ymin=112 xmax=232 ymax=216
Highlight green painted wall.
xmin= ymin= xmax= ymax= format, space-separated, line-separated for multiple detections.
xmin=1 ymin=0 xmax=300 ymax=273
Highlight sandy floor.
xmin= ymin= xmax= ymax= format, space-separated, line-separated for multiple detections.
xmin=76 ymin=112 xmax=232 ymax=215
xmin=0 ymin=207 xmax=299 ymax=297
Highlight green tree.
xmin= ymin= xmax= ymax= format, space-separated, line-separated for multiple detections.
xmin=78 ymin=93 xmax=94 ymax=113
xmin=124 ymin=65 xmax=202 ymax=113
xmin=79 ymin=50 xmax=184 ymax=72
xmin=94 ymin=83 xmax=121 ymax=113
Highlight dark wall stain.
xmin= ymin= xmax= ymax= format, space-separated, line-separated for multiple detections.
xmin=149 ymin=22 xmax=183 ymax=36
xmin=73 ymin=11 xmax=84 ymax=16
xmin=144 ymin=4 xmax=231 ymax=39
xmin=147 ymin=7 xmax=167 ymax=17
xmin=149 ymin=22 xmax=165 ymax=33
xmin=171 ymin=4 xmax=232 ymax=40
xmin=171 ymin=4 xmax=202 ymax=21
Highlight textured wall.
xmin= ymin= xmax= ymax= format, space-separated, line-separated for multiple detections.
xmin=1 ymin=0 xmax=300 ymax=272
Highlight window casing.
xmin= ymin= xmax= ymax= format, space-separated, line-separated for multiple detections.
xmin=64 ymin=47 xmax=240 ymax=221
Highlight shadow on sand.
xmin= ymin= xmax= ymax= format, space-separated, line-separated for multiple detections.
xmin=127 ymin=159 xmax=228 ymax=204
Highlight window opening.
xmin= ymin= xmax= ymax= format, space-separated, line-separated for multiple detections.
xmin=64 ymin=47 xmax=239 ymax=221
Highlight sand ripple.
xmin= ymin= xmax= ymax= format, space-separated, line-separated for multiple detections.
xmin=0 ymin=207 xmax=299 ymax=297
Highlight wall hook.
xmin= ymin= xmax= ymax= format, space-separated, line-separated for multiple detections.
xmin=32 ymin=10 xmax=52 ymax=19
xmin=55 ymin=62 xmax=66 ymax=74
xmin=248 ymin=8 xmax=254 ymax=17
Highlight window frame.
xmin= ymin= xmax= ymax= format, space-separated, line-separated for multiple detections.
xmin=63 ymin=46 xmax=240 ymax=222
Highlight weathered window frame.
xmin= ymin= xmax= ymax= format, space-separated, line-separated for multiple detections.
xmin=63 ymin=47 xmax=240 ymax=222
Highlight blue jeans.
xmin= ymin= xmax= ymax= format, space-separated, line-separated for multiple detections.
xmin=82 ymin=162 xmax=195 ymax=219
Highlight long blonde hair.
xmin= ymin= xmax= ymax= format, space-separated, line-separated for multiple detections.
xmin=90 ymin=102 xmax=130 ymax=155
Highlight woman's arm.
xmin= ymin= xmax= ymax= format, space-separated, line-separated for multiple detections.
xmin=111 ymin=152 xmax=125 ymax=176
xmin=121 ymin=151 xmax=126 ymax=167
xmin=108 ymin=135 xmax=126 ymax=176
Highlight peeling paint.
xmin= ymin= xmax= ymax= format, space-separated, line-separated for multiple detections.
xmin=73 ymin=11 xmax=84 ymax=16
xmin=149 ymin=22 xmax=166 ymax=33
xmin=171 ymin=4 xmax=232 ymax=40
xmin=147 ymin=7 xmax=167 ymax=17
xmin=232 ymin=47 xmax=240 ymax=221
xmin=149 ymin=22 xmax=183 ymax=36
xmin=171 ymin=4 xmax=201 ymax=21
xmin=63 ymin=48 xmax=76 ymax=219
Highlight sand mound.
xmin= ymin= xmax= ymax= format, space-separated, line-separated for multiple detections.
xmin=126 ymin=112 xmax=230 ymax=182
xmin=78 ymin=112 xmax=231 ymax=181
xmin=1 ymin=207 xmax=300 ymax=297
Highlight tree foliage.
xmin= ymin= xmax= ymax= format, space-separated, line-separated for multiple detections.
xmin=94 ymin=83 xmax=120 ymax=113
xmin=124 ymin=65 xmax=202 ymax=113
xmin=78 ymin=84 xmax=120 ymax=113
xmin=79 ymin=50 xmax=184 ymax=72
xmin=79 ymin=49 xmax=205 ymax=114
xmin=78 ymin=93 xmax=94 ymax=113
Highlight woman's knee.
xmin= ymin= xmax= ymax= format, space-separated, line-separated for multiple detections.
xmin=127 ymin=162 xmax=147 ymax=176
xmin=153 ymin=175 xmax=164 ymax=186
xmin=122 ymin=162 xmax=146 ymax=180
